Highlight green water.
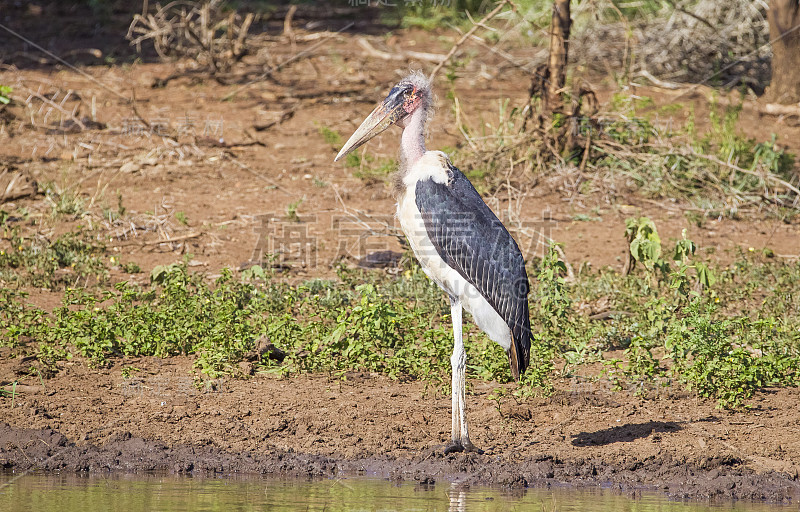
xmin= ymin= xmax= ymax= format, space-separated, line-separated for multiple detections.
xmin=0 ymin=473 xmax=793 ymax=512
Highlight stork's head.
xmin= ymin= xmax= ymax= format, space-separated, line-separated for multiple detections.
xmin=334 ymin=72 xmax=432 ymax=162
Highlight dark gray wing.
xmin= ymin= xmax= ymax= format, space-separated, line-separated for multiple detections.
xmin=415 ymin=164 xmax=531 ymax=379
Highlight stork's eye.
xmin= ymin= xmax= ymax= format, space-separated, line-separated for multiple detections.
xmin=403 ymin=87 xmax=420 ymax=113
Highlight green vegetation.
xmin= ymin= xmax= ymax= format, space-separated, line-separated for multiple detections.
xmin=0 ymin=261 xmax=490 ymax=384
xmin=121 ymin=261 xmax=142 ymax=274
xmin=317 ymin=125 xmax=341 ymax=148
xmin=2 ymin=220 xmax=798 ymax=408
xmin=352 ymin=156 xmax=396 ymax=184
xmin=1 ymin=0 xmax=797 ymax=411
xmin=47 ymin=187 xmax=87 ymax=219
xmin=594 ymin=99 xmax=798 ymax=216
xmin=318 ymin=125 xmax=360 ymax=168
xmin=286 ymin=198 xmax=304 ymax=222
xmin=0 ymin=221 xmax=108 ymax=289
xmin=385 ymin=0 xmax=498 ymax=29
xmin=0 ymin=381 xmax=17 ymax=405
xmin=388 ymin=0 xmax=675 ymax=39
xmin=452 ymin=86 xmax=798 ymax=220
xmin=102 ymin=193 xmax=127 ymax=222
xmin=0 ymin=85 xmax=11 ymax=105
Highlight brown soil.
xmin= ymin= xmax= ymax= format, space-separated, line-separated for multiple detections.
xmin=2 ymin=3 xmax=800 ymax=504
xmin=1 ymin=356 xmax=800 ymax=502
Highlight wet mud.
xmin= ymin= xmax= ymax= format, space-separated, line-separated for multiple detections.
xmin=2 ymin=357 xmax=799 ymax=503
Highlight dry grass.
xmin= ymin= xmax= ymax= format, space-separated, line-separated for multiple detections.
xmin=572 ymin=0 xmax=771 ymax=91
xmin=445 ymin=84 xmax=799 ymax=218
xmin=127 ymin=0 xmax=255 ymax=81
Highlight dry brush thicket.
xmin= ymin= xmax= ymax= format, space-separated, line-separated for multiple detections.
xmin=573 ymin=0 xmax=771 ymax=91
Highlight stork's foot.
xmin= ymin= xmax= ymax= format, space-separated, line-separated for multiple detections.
xmin=443 ymin=440 xmax=484 ymax=455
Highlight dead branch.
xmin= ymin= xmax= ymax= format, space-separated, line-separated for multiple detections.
xmin=127 ymin=0 xmax=254 ymax=78
xmin=468 ymin=34 xmax=546 ymax=73
xmin=144 ymin=232 xmax=202 ymax=245
xmin=356 ymin=38 xmax=445 ymax=63
xmin=221 ymin=22 xmax=354 ymax=101
xmin=650 ymin=80 xmax=800 ymax=117
xmin=111 ymin=231 xmax=202 ymax=247
xmin=253 ymin=109 xmax=295 ymax=132
xmin=762 ymin=102 xmax=800 ymax=116
xmin=19 ymin=84 xmax=85 ymax=131
xmin=128 ymin=91 xmax=179 ymax=143
xmin=283 ymin=4 xmax=297 ymax=40
xmin=573 ymin=0 xmax=771 ymax=88
xmin=0 ymin=167 xmax=37 ymax=202
xmin=429 ymin=0 xmax=513 ymax=81
xmin=634 ymin=69 xmax=682 ymax=90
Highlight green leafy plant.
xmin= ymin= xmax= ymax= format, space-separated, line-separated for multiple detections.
xmin=625 ymin=217 xmax=662 ymax=272
xmin=666 ymin=300 xmax=798 ymax=409
xmin=536 ymin=244 xmax=571 ymax=327
xmin=352 ymin=157 xmax=396 ymax=184
xmin=669 ymin=229 xmax=716 ymax=298
xmin=286 ymin=198 xmax=304 ymax=222
xmin=47 ymin=188 xmax=86 ymax=218
xmin=0 ymin=228 xmax=108 ymax=288
xmin=317 ymin=125 xmax=342 ymax=147
xmin=122 ymin=261 xmax=142 ymax=274
xmin=2 ymin=223 xmax=798 ymax=409
xmin=121 ymin=366 xmax=141 ymax=379
xmin=0 ymin=85 xmax=12 ymax=105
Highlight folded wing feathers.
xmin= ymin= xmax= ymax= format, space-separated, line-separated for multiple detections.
xmin=415 ymin=164 xmax=531 ymax=379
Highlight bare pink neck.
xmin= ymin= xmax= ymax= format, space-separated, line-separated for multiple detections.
xmin=400 ymin=107 xmax=427 ymax=166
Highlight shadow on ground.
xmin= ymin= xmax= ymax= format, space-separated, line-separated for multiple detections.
xmin=571 ymin=421 xmax=682 ymax=447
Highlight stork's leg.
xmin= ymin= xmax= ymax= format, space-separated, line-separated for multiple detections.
xmin=444 ymin=297 xmax=482 ymax=454
xmin=447 ymin=298 xmax=464 ymax=451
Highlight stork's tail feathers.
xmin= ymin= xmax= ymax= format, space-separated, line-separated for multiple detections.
xmin=508 ymin=330 xmax=531 ymax=382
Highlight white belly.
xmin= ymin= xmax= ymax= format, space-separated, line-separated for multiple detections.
xmin=397 ymin=158 xmax=512 ymax=351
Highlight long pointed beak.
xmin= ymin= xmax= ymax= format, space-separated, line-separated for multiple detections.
xmin=334 ymin=96 xmax=406 ymax=162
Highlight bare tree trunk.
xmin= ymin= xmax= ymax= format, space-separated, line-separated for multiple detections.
xmin=766 ymin=0 xmax=800 ymax=104
xmin=546 ymin=0 xmax=571 ymax=111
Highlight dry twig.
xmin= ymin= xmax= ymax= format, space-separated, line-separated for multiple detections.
xmin=20 ymin=84 xmax=85 ymax=131
xmin=356 ymin=38 xmax=444 ymax=63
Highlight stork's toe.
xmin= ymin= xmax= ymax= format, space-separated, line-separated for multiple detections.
xmin=461 ymin=440 xmax=484 ymax=454
xmin=443 ymin=440 xmax=484 ymax=455
xmin=443 ymin=441 xmax=462 ymax=454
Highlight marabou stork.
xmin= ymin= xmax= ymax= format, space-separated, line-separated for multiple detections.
xmin=335 ymin=72 xmax=531 ymax=454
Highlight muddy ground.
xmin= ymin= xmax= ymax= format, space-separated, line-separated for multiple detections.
xmin=2 ymin=2 xmax=800 ymax=504
xmin=1 ymin=356 xmax=800 ymax=502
